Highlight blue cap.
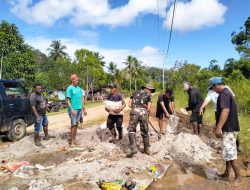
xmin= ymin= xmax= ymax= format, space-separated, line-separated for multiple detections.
xmin=207 ymin=77 xmax=224 ymax=90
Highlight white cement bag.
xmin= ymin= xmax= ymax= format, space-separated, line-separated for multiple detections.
xmin=105 ymin=100 xmax=124 ymax=115
xmin=167 ymin=115 xmax=179 ymax=134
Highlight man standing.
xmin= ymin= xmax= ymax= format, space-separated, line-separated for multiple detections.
xmin=105 ymin=84 xmax=126 ymax=142
xmin=126 ymin=84 xmax=155 ymax=157
xmin=156 ymin=89 xmax=176 ymax=134
xmin=184 ymin=82 xmax=203 ymax=135
xmin=30 ymin=83 xmax=51 ymax=147
xmin=66 ymin=74 xmax=87 ymax=147
xmin=209 ymin=77 xmax=241 ymax=186
xmin=199 ymin=77 xmax=241 ymax=151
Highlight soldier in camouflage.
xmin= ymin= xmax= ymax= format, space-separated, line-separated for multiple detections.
xmin=126 ymin=84 xmax=156 ymax=157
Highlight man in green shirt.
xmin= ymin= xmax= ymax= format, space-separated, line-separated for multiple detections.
xmin=66 ymin=74 xmax=87 ymax=147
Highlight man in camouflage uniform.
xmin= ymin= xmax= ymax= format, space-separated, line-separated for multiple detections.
xmin=126 ymin=84 xmax=155 ymax=157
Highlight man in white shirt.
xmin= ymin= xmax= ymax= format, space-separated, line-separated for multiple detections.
xmin=200 ymin=86 xmax=235 ymax=115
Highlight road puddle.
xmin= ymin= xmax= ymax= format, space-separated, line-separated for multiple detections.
xmin=148 ymin=172 xmax=205 ymax=189
xmin=28 ymin=151 xmax=81 ymax=166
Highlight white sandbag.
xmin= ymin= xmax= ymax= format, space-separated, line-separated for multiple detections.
xmin=167 ymin=115 xmax=179 ymax=134
xmin=105 ymin=100 xmax=124 ymax=115
xmin=180 ymin=108 xmax=188 ymax=115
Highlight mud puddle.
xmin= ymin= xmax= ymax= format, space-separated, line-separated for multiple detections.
xmin=27 ymin=150 xmax=81 ymax=166
xmin=148 ymin=160 xmax=250 ymax=190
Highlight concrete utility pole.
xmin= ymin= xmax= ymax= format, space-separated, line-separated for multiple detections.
xmin=159 ymin=50 xmax=166 ymax=91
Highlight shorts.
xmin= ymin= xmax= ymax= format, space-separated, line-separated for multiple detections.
xmin=107 ymin=114 xmax=123 ymax=130
xmin=221 ymin=132 xmax=238 ymax=161
xmin=68 ymin=109 xmax=82 ymax=126
xmin=190 ymin=111 xmax=203 ymax=124
xmin=156 ymin=106 xmax=172 ymax=119
xmin=34 ymin=115 xmax=48 ymax=132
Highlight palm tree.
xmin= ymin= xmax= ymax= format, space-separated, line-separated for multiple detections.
xmin=94 ymin=52 xmax=105 ymax=66
xmin=131 ymin=57 xmax=143 ymax=90
xmin=47 ymin=40 xmax=67 ymax=61
xmin=107 ymin=62 xmax=118 ymax=83
xmin=123 ymin=55 xmax=135 ymax=93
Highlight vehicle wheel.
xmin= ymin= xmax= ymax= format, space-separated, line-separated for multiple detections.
xmin=54 ymin=107 xmax=60 ymax=112
xmin=7 ymin=119 xmax=27 ymax=141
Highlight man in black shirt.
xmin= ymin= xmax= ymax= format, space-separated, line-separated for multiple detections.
xmin=156 ymin=89 xmax=176 ymax=134
xmin=30 ymin=84 xmax=51 ymax=147
xmin=184 ymin=82 xmax=203 ymax=135
xmin=105 ymin=84 xmax=126 ymax=142
xmin=210 ymin=77 xmax=241 ymax=186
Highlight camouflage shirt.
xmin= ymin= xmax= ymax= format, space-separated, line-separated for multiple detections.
xmin=130 ymin=90 xmax=152 ymax=109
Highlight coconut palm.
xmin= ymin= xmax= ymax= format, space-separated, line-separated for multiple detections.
xmin=94 ymin=52 xmax=105 ymax=66
xmin=107 ymin=62 xmax=118 ymax=83
xmin=131 ymin=57 xmax=143 ymax=90
xmin=123 ymin=55 xmax=135 ymax=93
xmin=47 ymin=40 xmax=67 ymax=61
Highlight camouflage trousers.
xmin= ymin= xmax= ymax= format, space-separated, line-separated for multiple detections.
xmin=128 ymin=108 xmax=149 ymax=139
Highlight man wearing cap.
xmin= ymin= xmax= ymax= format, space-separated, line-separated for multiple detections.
xmin=66 ymin=74 xmax=87 ymax=147
xmin=210 ymin=77 xmax=241 ymax=186
xmin=156 ymin=89 xmax=176 ymax=134
xmin=183 ymin=82 xmax=203 ymax=135
xmin=126 ymin=84 xmax=155 ymax=157
xmin=105 ymin=84 xmax=126 ymax=142
xmin=200 ymin=77 xmax=241 ymax=152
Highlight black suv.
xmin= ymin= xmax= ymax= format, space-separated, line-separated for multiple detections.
xmin=0 ymin=80 xmax=35 ymax=141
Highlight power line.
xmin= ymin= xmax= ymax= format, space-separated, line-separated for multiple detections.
xmin=157 ymin=0 xmax=161 ymax=51
xmin=165 ymin=0 xmax=177 ymax=59
xmin=156 ymin=0 xmax=177 ymax=90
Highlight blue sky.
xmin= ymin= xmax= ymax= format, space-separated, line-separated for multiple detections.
xmin=0 ymin=0 xmax=249 ymax=69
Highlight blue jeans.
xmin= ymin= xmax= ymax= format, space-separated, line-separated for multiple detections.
xmin=34 ymin=114 xmax=49 ymax=132
xmin=68 ymin=109 xmax=82 ymax=126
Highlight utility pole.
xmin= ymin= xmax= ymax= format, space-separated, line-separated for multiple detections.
xmin=159 ymin=50 xmax=166 ymax=91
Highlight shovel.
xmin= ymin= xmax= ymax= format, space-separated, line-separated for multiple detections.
xmin=148 ymin=120 xmax=161 ymax=140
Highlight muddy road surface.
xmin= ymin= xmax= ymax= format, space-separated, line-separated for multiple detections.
xmin=0 ymin=102 xmax=249 ymax=190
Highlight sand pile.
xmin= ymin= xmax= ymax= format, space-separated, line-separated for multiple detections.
xmin=169 ymin=133 xmax=214 ymax=165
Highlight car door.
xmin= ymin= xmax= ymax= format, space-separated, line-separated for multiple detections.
xmin=1 ymin=81 xmax=30 ymax=125
xmin=0 ymin=83 xmax=3 ymax=127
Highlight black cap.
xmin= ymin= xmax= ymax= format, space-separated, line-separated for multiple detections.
xmin=109 ymin=84 xmax=117 ymax=88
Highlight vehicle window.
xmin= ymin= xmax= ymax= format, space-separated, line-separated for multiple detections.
xmin=3 ymin=82 xmax=28 ymax=98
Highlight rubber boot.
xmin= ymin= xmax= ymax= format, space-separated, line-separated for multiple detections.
xmin=34 ymin=132 xmax=45 ymax=147
xmin=108 ymin=128 xmax=117 ymax=143
xmin=43 ymin=126 xmax=50 ymax=140
xmin=126 ymin=133 xmax=138 ymax=158
xmin=118 ymin=128 xmax=123 ymax=140
xmin=143 ymin=137 xmax=152 ymax=155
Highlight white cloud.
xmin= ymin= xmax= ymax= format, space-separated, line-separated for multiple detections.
xmin=165 ymin=0 xmax=227 ymax=32
xmin=25 ymin=36 xmax=168 ymax=68
xmin=10 ymin=0 xmax=169 ymax=27
xmin=9 ymin=0 xmax=227 ymax=31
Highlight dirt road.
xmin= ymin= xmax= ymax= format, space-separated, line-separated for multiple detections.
xmin=0 ymin=102 xmax=250 ymax=190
